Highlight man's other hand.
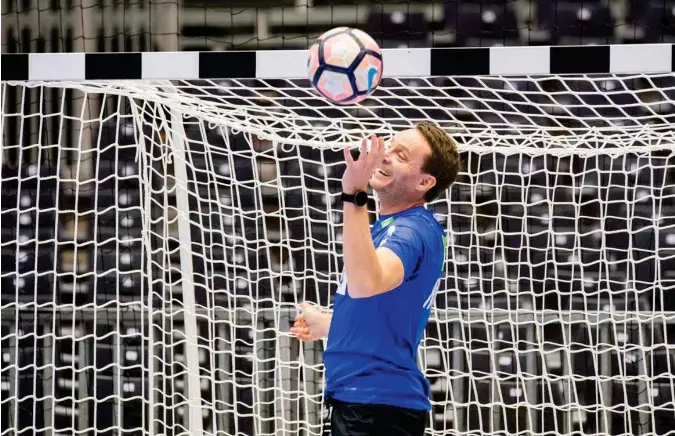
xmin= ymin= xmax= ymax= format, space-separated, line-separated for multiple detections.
xmin=290 ymin=302 xmax=331 ymax=341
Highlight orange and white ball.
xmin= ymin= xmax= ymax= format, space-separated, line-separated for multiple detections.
xmin=308 ymin=27 xmax=383 ymax=105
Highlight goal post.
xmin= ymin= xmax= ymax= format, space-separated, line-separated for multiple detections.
xmin=1 ymin=43 xmax=675 ymax=436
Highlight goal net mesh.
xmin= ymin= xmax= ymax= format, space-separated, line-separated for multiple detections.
xmin=2 ymin=73 xmax=675 ymax=436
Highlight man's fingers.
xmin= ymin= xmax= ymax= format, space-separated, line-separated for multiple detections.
xmin=367 ymin=134 xmax=384 ymax=163
xmin=290 ymin=326 xmax=311 ymax=340
xmin=351 ymin=134 xmax=384 ymax=166
xmin=368 ymin=134 xmax=377 ymax=162
xmin=343 ymin=145 xmax=354 ymax=165
xmin=359 ymin=137 xmax=368 ymax=161
xmin=292 ymin=319 xmax=307 ymax=328
xmin=291 ymin=305 xmax=312 ymax=341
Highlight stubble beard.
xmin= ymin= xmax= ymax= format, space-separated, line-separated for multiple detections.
xmin=373 ymin=178 xmax=406 ymax=206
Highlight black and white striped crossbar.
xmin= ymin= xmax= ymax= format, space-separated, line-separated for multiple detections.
xmin=1 ymin=44 xmax=673 ymax=81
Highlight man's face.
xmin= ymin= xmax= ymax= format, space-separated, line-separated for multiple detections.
xmin=369 ymin=128 xmax=433 ymax=199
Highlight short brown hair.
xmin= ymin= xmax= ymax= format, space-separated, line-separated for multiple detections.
xmin=416 ymin=121 xmax=461 ymax=202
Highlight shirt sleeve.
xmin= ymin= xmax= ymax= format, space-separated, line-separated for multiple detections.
xmin=379 ymin=224 xmax=425 ymax=281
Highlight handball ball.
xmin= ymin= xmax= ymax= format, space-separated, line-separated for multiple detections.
xmin=308 ymin=27 xmax=383 ymax=105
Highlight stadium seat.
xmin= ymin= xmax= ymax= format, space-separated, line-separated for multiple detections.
xmin=186 ymin=158 xmax=223 ymax=185
xmin=89 ymin=326 xmax=120 ymax=434
xmin=183 ymin=123 xmax=209 ymax=150
xmin=96 ymin=242 xmax=144 ymax=274
xmin=0 ymin=164 xmax=19 ymax=200
xmin=632 ymin=225 xmax=675 ymax=306
xmin=534 ymin=380 xmax=566 ymax=434
xmin=234 ymin=385 xmax=255 ymax=435
xmin=1 ymin=162 xmax=58 ymax=193
xmin=94 ymin=208 xmax=142 ymax=241
xmin=555 ymin=78 xmax=626 ymax=125
xmin=634 ymin=76 xmax=675 ymax=117
xmin=5 ymin=185 xmax=58 ymax=230
xmin=365 ymin=11 xmax=429 ymax=48
xmin=92 ymin=181 xmax=142 ymax=211
xmin=652 ymin=379 xmax=675 ymax=434
xmin=540 ymin=2 xmax=616 ymax=45
xmin=185 ymin=155 xmax=256 ymax=211
xmin=604 ymin=226 xmax=629 ymax=267
xmin=499 ymin=380 xmax=531 ymax=433
xmin=95 ymin=149 xmax=141 ymax=181
xmin=10 ymin=323 xmax=45 ymax=431
xmin=494 ymin=325 xmax=531 ymax=352
xmin=632 ymin=202 xmax=660 ymax=231
xmin=649 ymin=346 xmax=675 ymax=380
xmin=93 ymin=271 xmax=144 ymax=303
xmin=91 ymin=375 xmax=116 ymax=435
xmin=465 ymin=378 xmax=493 ymax=432
xmin=1 ymin=270 xmax=56 ymax=305
xmin=609 ymin=334 xmax=650 ymax=379
xmin=50 ymin=324 xmax=85 ymax=429
xmin=608 ymin=380 xmax=654 ymax=435
xmin=4 ymin=207 xmax=57 ymax=240
xmin=1 ymin=241 xmax=55 ymax=275
xmin=445 ymin=2 xmax=520 ymax=47
xmin=543 ymin=0 xmax=602 ymax=3
xmin=467 ymin=349 xmax=492 ymax=376
xmin=0 ymin=324 xmax=9 ymax=421
xmin=624 ymin=0 xmax=675 ymax=43
xmin=195 ymin=271 xmax=234 ymax=306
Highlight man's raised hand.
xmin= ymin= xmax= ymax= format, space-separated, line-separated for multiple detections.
xmin=341 ymin=133 xmax=385 ymax=194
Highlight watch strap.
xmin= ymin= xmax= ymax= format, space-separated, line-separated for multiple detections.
xmin=341 ymin=191 xmax=367 ymax=206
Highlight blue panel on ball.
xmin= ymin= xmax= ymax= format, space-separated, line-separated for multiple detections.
xmin=367 ymin=67 xmax=378 ymax=94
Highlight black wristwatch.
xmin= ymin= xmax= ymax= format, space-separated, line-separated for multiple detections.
xmin=341 ymin=191 xmax=368 ymax=207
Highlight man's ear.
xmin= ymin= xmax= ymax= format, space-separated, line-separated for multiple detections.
xmin=418 ymin=174 xmax=436 ymax=193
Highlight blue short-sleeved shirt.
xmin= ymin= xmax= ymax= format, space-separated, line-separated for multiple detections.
xmin=323 ymin=205 xmax=446 ymax=411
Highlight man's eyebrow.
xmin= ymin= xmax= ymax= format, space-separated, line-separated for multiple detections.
xmin=392 ymin=143 xmax=411 ymax=153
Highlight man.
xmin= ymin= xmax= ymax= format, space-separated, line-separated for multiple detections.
xmin=290 ymin=121 xmax=460 ymax=436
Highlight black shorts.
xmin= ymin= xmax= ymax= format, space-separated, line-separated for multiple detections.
xmin=327 ymin=397 xmax=427 ymax=436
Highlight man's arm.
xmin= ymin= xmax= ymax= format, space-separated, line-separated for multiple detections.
xmin=339 ymin=134 xmax=408 ymax=299
xmin=342 ymin=202 xmax=405 ymax=299
xmin=317 ymin=311 xmax=332 ymax=338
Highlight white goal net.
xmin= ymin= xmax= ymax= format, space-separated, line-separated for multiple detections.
xmin=2 ymin=71 xmax=675 ymax=436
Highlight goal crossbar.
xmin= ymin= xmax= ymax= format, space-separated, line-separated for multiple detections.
xmin=4 ymin=44 xmax=674 ymax=153
xmin=2 ymin=44 xmax=674 ymax=81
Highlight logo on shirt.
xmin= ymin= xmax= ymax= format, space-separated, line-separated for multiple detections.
xmin=336 ymin=269 xmax=347 ymax=295
xmin=423 ymin=278 xmax=441 ymax=310
xmin=378 ymin=225 xmax=396 ymax=247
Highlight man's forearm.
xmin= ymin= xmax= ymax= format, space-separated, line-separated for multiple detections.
xmin=342 ymin=202 xmax=383 ymax=298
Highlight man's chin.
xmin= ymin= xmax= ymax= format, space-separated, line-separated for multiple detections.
xmin=369 ymin=177 xmax=391 ymax=191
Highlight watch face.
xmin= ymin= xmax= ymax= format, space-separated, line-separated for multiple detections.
xmin=354 ymin=191 xmax=368 ymax=206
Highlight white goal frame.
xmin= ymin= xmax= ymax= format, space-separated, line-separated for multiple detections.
xmin=1 ymin=43 xmax=675 ymax=436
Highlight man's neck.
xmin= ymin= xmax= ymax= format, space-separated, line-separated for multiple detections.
xmin=378 ymin=198 xmax=425 ymax=216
